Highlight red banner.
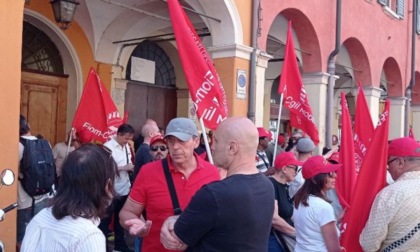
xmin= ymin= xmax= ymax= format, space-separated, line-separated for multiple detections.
xmin=167 ymin=0 xmax=228 ymax=130
xmin=72 ymin=68 xmax=122 ymax=143
xmin=336 ymin=93 xmax=357 ymax=209
xmin=340 ymin=100 xmax=389 ymax=252
xmin=278 ymin=21 xmax=319 ymax=145
xmin=354 ymin=82 xmax=374 ymax=171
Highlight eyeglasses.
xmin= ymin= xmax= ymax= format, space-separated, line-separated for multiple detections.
xmin=150 ymin=145 xmax=167 ymax=152
xmin=286 ymin=165 xmax=298 ymax=172
xmin=387 ymin=157 xmax=399 ymax=165
xmin=327 ymin=171 xmax=337 ymax=178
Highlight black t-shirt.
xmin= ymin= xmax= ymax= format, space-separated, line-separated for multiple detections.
xmin=268 ymin=177 xmax=294 ymax=226
xmin=133 ymin=143 xmax=152 ymax=179
xmin=174 ymin=173 xmax=274 ymax=252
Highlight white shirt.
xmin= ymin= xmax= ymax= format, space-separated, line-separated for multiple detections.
xmin=104 ymin=138 xmax=132 ymax=196
xmin=18 ymin=135 xmax=50 ymax=209
xmin=21 ymin=208 xmax=105 ymax=252
xmin=52 ymin=142 xmax=75 ymax=177
xmin=293 ymin=195 xmax=339 ymax=252
xmin=288 ymin=166 xmax=304 ymax=198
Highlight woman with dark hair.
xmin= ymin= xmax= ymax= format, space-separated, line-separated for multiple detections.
xmin=293 ymin=156 xmax=342 ymax=252
xmin=267 ymin=152 xmax=302 ymax=252
xmin=21 ymin=144 xmax=117 ymax=252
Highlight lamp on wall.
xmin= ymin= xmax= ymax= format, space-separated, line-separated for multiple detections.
xmin=50 ymin=0 xmax=79 ymax=30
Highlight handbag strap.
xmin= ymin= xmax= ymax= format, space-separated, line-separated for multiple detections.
xmin=382 ymin=222 xmax=420 ymax=252
xmin=162 ymin=158 xmax=182 ymax=215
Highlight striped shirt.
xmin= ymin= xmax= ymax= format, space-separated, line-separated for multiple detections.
xmin=256 ymin=150 xmax=270 ymax=173
xmin=21 ymin=208 xmax=105 ymax=252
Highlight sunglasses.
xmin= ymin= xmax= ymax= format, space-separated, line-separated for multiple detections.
xmin=150 ymin=145 xmax=167 ymax=152
xmin=387 ymin=157 xmax=399 ymax=165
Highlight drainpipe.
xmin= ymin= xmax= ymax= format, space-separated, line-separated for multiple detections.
xmin=326 ymin=0 xmax=342 ymax=149
xmin=404 ymin=0 xmax=417 ymax=136
xmin=248 ymin=0 xmax=260 ymax=122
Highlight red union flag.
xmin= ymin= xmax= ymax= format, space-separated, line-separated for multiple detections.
xmin=336 ymin=93 xmax=357 ymax=209
xmin=167 ymin=0 xmax=228 ymax=129
xmin=340 ymin=100 xmax=389 ymax=252
xmin=72 ymin=68 xmax=123 ymax=143
xmin=278 ymin=21 xmax=319 ymax=144
xmin=354 ymin=82 xmax=374 ymax=171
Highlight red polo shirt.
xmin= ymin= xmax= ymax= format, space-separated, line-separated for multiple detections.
xmin=129 ymin=153 xmax=220 ymax=252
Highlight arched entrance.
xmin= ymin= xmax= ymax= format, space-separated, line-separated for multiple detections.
xmin=124 ymin=40 xmax=177 ymax=130
xmin=21 ymin=21 xmax=68 ymax=145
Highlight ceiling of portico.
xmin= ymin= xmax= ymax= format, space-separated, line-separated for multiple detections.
xmin=73 ymin=0 xmax=241 ymax=64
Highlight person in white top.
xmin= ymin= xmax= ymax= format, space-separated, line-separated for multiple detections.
xmin=99 ymin=123 xmax=135 ymax=252
xmin=288 ymin=137 xmax=315 ymax=198
xmin=293 ymin=156 xmax=342 ymax=252
xmin=16 ymin=115 xmax=51 ymax=248
xmin=21 ymin=144 xmax=117 ymax=252
xmin=52 ymin=130 xmax=80 ymax=180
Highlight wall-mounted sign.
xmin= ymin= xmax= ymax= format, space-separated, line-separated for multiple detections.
xmin=236 ymin=69 xmax=247 ymax=100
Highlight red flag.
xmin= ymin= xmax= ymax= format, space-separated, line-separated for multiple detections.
xmin=279 ymin=21 xmax=319 ymax=144
xmin=340 ymin=100 xmax=389 ymax=252
xmin=409 ymin=126 xmax=415 ymax=139
xmin=72 ymin=68 xmax=123 ymax=143
xmin=122 ymin=111 xmax=129 ymax=124
xmin=167 ymin=0 xmax=228 ymax=130
xmin=336 ymin=93 xmax=357 ymax=209
xmin=354 ymin=82 xmax=375 ymax=171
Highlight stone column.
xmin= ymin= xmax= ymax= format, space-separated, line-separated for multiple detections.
xmin=389 ymin=97 xmax=406 ymax=139
xmin=301 ymin=72 xmax=329 ymax=153
xmin=411 ymin=105 xmax=420 ymax=138
xmin=113 ymin=78 xmax=128 ymax=117
xmin=363 ymin=86 xmax=382 ymax=126
xmin=256 ymin=51 xmax=272 ymax=127
xmin=208 ymin=44 xmax=253 ymax=119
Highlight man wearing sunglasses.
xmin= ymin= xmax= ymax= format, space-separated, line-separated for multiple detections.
xmin=120 ymin=117 xmax=220 ymax=252
xmin=361 ymin=137 xmax=420 ymax=251
xmin=149 ymin=135 xmax=168 ymax=161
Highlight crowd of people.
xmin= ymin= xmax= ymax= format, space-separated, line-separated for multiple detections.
xmin=14 ymin=115 xmax=420 ymax=251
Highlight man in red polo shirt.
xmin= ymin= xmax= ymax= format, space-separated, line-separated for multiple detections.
xmin=119 ymin=117 xmax=220 ymax=252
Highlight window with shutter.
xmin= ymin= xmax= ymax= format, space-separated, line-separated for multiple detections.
xmin=417 ymin=0 xmax=420 ymax=34
xmin=396 ymin=0 xmax=404 ymax=18
xmin=378 ymin=0 xmax=389 ymax=6
xmin=379 ymin=0 xmax=404 ymax=19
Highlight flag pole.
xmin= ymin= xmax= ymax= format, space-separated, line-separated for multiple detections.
xmin=199 ymin=117 xmax=214 ymax=164
xmin=272 ymin=93 xmax=284 ymax=165
xmin=66 ymin=128 xmax=75 ymax=155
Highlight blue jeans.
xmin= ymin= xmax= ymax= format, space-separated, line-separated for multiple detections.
xmin=134 ymin=237 xmax=143 ymax=252
xmin=268 ymin=232 xmax=285 ymax=252
xmin=16 ymin=199 xmax=49 ymax=242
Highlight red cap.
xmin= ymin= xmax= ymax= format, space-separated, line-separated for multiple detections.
xmin=257 ymin=127 xmax=272 ymax=140
xmin=274 ymin=152 xmax=303 ymax=169
xmin=388 ymin=137 xmax=420 ymax=157
xmin=150 ymin=135 xmax=166 ymax=146
xmin=277 ymin=135 xmax=285 ymax=145
xmin=328 ymin=152 xmax=340 ymax=164
xmin=302 ymin=156 xmax=342 ymax=179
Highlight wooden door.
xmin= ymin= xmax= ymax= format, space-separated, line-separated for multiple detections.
xmin=125 ymin=82 xmax=177 ymax=130
xmin=20 ymin=71 xmax=68 ymax=146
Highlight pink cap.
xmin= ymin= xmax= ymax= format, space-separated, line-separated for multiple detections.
xmin=302 ymin=156 xmax=342 ymax=179
xmin=150 ymin=135 xmax=166 ymax=146
xmin=257 ymin=127 xmax=272 ymax=140
xmin=274 ymin=152 xmax=303 ymax=169
xmin=388 ymin=137 xmax=420 ymax=157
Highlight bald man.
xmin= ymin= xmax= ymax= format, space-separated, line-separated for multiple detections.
xmin=160 ymin=117 xmax=274 ymax=251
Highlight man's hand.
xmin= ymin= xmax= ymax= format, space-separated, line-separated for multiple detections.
xmin=160 ymin=216 xmax=187 ymax=250
xmin=120 ymin=164 xmax=134 ymax=172
xmin=124 ymin=219 xmax=152 ymax=237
